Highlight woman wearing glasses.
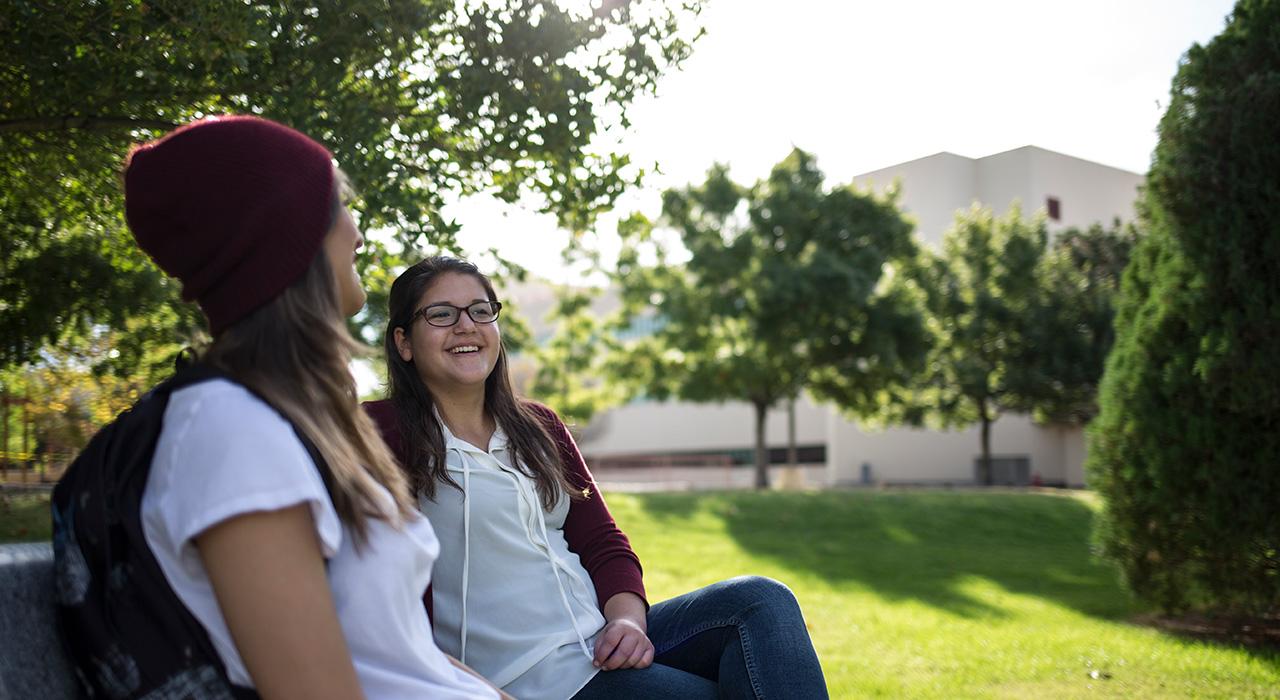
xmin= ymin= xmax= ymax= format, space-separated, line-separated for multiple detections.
xmin=364 ymin=256 xmax=828 ymax=699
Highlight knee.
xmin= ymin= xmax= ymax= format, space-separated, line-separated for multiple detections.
xmin=718 ymin=575 xmax=799 ymax=612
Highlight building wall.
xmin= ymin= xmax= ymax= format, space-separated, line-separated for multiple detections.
xmin=975 ymin=146 xmax=1035 ymax=217
xmin=826 ymin=413 xmax=1085 ymax=488
xmin=1022 ymin=146 xmax=1144 ymax=234
xmin=1062 ymin=425 xmax=1088 ymax=487
xmin=853 ymin=146 xmax=1143 ymax=243
xmin=852 ymin=151 xmax=977 ymax=248
xmin=579 ymin=396 xmax=1090 ymax=489
xmin=578 ymin=395 xmax=829 ymax=457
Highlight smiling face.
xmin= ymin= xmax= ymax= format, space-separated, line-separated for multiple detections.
xmin=393 ymin=271 xmax=500 ymax=398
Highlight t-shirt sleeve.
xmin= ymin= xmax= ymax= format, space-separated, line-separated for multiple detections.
xmin=148 ymin=380 xmax=343 ymax=563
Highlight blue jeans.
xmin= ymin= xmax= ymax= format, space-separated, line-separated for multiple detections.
xmin=572 ymin=576 xmax=828 ymax=699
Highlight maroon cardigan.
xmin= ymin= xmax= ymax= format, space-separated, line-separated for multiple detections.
xmin=363 ymin=399 xmax=647 ymax=616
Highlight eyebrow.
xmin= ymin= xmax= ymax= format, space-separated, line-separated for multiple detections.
xmin=424 ymin=298 xmax=490 ymax=307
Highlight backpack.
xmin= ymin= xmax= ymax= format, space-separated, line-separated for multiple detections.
xmin=50 ymin=362 xmax=330 ymax=700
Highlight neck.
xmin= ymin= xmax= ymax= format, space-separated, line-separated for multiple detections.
xmin=433 ymin=387 xmax=493 ymax=447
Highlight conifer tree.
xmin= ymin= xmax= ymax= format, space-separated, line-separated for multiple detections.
xmin=1088 ymin=0 xmax=1280 ymax=612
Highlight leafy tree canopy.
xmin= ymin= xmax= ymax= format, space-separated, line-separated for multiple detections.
xmin=0 ymin=0 xmax=703 ymax=370
xmin=897 ymin=204 xmax=1047 ymax=484
xmin=530 ymin=285 xmax=623 ymax=425
xmin=1020 ymin=219 xmax=1139 ymax=425
xmin=611 ymin=149 xmax=926 ymax=487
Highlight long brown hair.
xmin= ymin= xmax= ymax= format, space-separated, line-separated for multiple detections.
xmin=383 ymin=256 xmax=574 ymax=510
xmin=204 ymin=238 xmax=414 ymax=542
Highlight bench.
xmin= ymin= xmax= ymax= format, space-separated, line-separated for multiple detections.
xmin=0 ymin=542 xmax=79 ymax=699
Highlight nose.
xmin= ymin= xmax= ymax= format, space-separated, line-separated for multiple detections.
xmin=453 ymin=311 xmax=478 ymax=332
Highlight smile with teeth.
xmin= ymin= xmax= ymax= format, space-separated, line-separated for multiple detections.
xmin=449 ymin=345 xmax=480 ymax=354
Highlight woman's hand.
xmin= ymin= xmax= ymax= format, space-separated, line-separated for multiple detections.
xmin=594 ymin=592 xmax=654 ymax=671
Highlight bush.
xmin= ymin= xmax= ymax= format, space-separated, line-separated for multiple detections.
xmin=1087 ymin=0 xmax=1280 ymax=613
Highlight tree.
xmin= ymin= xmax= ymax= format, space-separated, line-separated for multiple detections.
xmin=531 ymin=286 xmax=624 ymax=426
xmin=902 ymin=204 xmax=1047 ymax=485
xmin=0 ymin=334 xmax=153 ymax=468
xmin=1019 ymin=220 xmax=1139 ymax=425
xmin=1088 ymin=0 xmax=1280 ymax=614
xmin=611 ymin=150 xmax=925 ymax=488
xmin=1 ymin=0 xmax=704 ymax=371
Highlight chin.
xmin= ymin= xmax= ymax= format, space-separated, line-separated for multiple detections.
xmin=342 ymin=294 xmax=368 ymax=317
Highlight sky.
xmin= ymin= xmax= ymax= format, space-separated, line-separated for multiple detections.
xmin=451 ymin=0 xmax=1239 ymax=283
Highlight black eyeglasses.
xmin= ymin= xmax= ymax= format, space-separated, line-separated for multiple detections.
xmin=411 ymin=301 xmax=503 ymax=327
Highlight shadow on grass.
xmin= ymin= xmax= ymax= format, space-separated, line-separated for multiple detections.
xmin=636 ymin=489 xmax=1280 ymax=664
xmin=632 ymin=490 xmax=1131 ymax=621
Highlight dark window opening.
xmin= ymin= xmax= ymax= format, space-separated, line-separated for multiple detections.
xmin=1046 ymin=196 xmax=1061 ymax=221
xmin=975 ymin=455 xmax=1031 ymax=486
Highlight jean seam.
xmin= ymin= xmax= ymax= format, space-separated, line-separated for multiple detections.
xmin=732 ymin=601 xmax=767 ymax=699
xmin=737 ymin=621 xmax=765 ymax=700
xmin=656 ymin=600 xmax=769 ymax=698
xmin=655 ymin=617 xmax=736 ymax=655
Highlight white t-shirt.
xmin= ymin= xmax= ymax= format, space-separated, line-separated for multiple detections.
xmin=421 ymin=422 xmax=605 ymax=700
xmin=140 ymin=379 xmax=496 ymax=699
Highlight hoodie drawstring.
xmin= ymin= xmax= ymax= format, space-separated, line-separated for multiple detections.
xmin=452 ymin=440 xmax=594 ymax=667
xmin=531 ymin=493 xmax=594 ymax=661
xmin=457 ymin=446 xmax=472 ymax=664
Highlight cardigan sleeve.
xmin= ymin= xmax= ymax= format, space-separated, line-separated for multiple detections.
xmin=526 ymin=402 xmax=648 ymax=611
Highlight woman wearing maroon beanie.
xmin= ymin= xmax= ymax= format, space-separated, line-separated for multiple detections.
xmin=120 ymin=116 xmax=504 ymax=699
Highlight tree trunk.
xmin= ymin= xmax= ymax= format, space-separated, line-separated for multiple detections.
xmin=979 ymin=402 xmax=993 ymax=486
xmin=787 ymin=396 xmax=798 ymax=469
xmin=753 ymin=400 xmax=770 ymax=489
xmin=2 ymin=390 xmax=8 ymax=472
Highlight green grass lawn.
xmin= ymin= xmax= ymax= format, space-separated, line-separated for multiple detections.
xmin=5 ymin=489 xmax=1277 ymax=697
xmin=1 ymin=492 xmax=51 ymax=543
xmin=606 ymin=490 xmax=1280 ymax=699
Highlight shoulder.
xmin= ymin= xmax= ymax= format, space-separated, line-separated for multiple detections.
xmin=524 ymin=399 xmax=576 ymax=442
xmin=167 ymin=378 xmax=295 ymax=442
xmin=160 ymin=379 xmax=311 ymax=471
xmin=521 ymin=400 xmax=562 ymax=426
xmin=519 ymin=401 xmax=591 ymax=477
xmin=362 ymin=398 xmax=398 ymax=432
xmin=361 ymin=398 xmax=404 ymax=456
xmin=149 ymin=379 xmax=342 ymax=557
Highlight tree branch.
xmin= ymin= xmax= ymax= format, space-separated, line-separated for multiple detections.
xmin=0 ymin=117 xmax=177 ymax=134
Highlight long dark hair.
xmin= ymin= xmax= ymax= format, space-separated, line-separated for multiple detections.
xmin=384 ymin=256 xmax=574 ymax=510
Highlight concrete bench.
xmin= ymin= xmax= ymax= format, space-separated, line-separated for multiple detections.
xmin=0 ymin=542 xmax=79 ymax=699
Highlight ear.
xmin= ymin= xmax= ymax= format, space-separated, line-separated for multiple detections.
xmin=393 ymin=326 xmax=413 ymax=363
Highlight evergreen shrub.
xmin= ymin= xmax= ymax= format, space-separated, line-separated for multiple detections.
xmin=1088 ymin=0 xmax=1280 ymax=613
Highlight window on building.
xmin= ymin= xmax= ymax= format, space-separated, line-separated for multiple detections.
xmin=1046 ymin=196 xmax=1061 ymax=221
xmin=975 ymin=456 xmax=1031 ymax=486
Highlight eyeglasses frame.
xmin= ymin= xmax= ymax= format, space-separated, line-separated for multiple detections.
xmin=409 ymin=300 xmax=503 ymax=328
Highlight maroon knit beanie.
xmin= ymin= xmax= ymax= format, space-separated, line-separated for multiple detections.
xmin=124 ymin=115 xmax=336 ymax=336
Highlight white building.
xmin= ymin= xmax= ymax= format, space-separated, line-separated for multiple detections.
xmin=853 ymin=145 xmax=1145 ymax=247
xmin=575 ymin=146 xmax=1144 ymax=488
